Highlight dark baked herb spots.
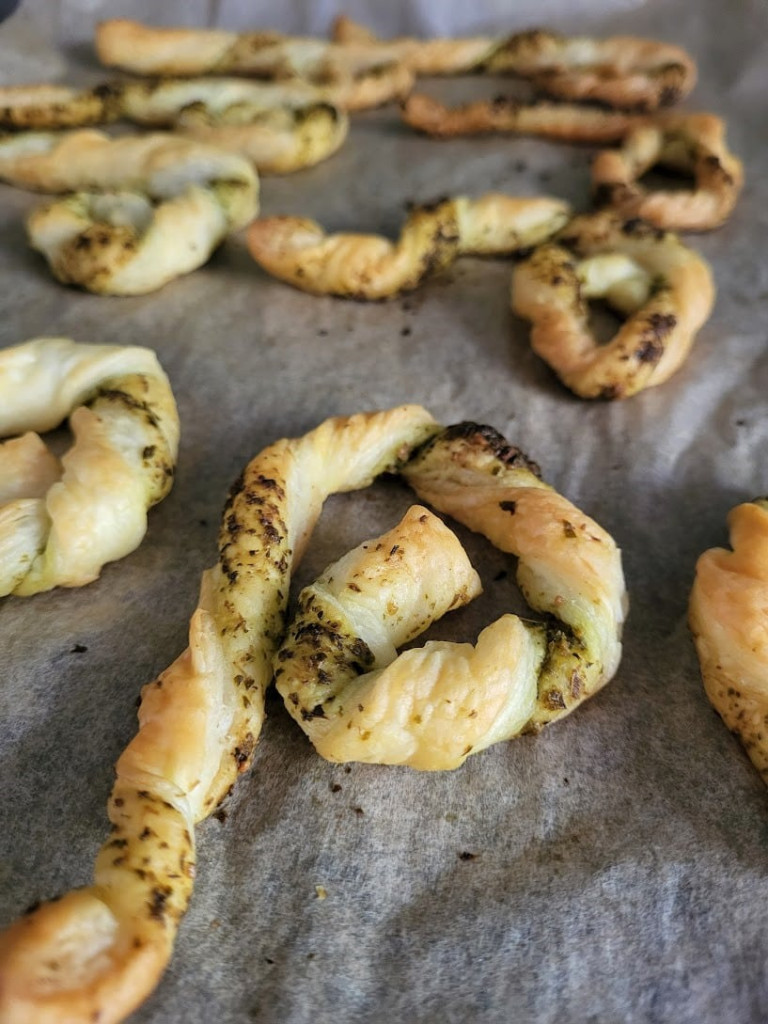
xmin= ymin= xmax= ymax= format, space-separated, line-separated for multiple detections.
xmin=499 ymin=500 xmax=517 ymax=514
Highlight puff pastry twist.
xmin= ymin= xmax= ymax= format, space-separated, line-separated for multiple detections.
xmin=0 ymin=337 xmax=178 ymax=597
xmin=95 ymin=19 xmax=414 ymax=112
xmin=592 ymin=112 xmax=744 ymax=232
xmin=0 ymin=130 xmax=259 ymax=294
xmin=511 ymin=211 xmax=714 ymax=399
xmin=0 ymin=405 xmax=438 ymax=1024
xmin=0 ymin=79 xmax=348 ymax=175
xmin=333 ymin=16 xmax=696 ymax=110
xmin=247 ymin=195 xmax=571 ymax=299
xmin=689 ymin=499 xmax=768 ymax=784
xmin=276 ymin=422 xmax=627 ymax=770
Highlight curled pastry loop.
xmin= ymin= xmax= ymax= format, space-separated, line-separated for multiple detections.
xmin=0 ymin=130 xmax=258 ymax=294
xmin=276 ymin=422 xmax=627 ymax=770
xmin=402 ymin=92 xmax=639 ymax=143
xmin=333 ymin=16 xmax=696 ymax=110
xmin=592 ymin=112 xmax=744 ymax=232
xmin=0 ymin=405 xmax=438 ymax=1023
xmin=689 ymin=499 xmax=768 ymax=784
xmin=95 ymin=19 xmax=414 ymax=112
xmin=247 ymin=195 xmax=571 ymax=299
xmin=0 ymin=337 xmax=179 ymax=597
xmin=511 ymin=211 xmax=715 ymax=399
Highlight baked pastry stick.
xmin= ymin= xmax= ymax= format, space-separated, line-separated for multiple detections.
xmin=402 ymin=92 xmax=640 ymax=143
xmin=592 ymin=112 xmax=744 ymax=232
xmin=95 ymin=20 xmax=414 ymax=112
xmin=0 ymin=405 xmax=438 ymax=1024
xmin=247 ymin=194 xmax=571 ymax=299
xmin=0 ymin=130 xmax=258 ymax=294
xmin=0 ymin=80 xmax=349 ymax=175
xmin=276 ymin=423 xmax=627 ymax=769
xmin=333 ymin=15 xmax=696 ymax=110
xmin=511 ymin=211 xmax=715 ymax=399
xmin=689 ymin=499 xmax=768 ymax=784
xmin=0 ymin=337 xmax=179 ymax=597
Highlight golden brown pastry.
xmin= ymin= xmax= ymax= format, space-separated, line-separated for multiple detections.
xmin=247 ymin=195 xmax=571 ymax=299
xmin=276 ymin=422 xmax=627 ymax=769
xmin=592 ymin=112 xmax=744 ymax=232
xmin=333 ymin=15 xmax=696 ymax=110
xmin=0 ymin=337 xmax=179 ymax=597
xmin=0 ymin=130 xmax=258 ymax=294
xmin=0 ymin=82 xmax=122 ymax=129
xmin=689 ymin=499 xmax=768 ymax=783
xmin=95 ymin=19 xmax=414 ymax=112
xmin=401 ymin=92 xmax=640 ymax=143
xmin=0 ymin=405 xmax=438 ymax=1024
xmin=511 ymin=211 xmax=715 ymax=399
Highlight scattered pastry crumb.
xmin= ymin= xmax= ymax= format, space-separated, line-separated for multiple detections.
xmin=315 ymin=885 xmax=328 ymax=901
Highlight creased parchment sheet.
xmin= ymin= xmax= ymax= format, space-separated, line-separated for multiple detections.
xmin=1 ymin=0 xmax=767 ymax=1021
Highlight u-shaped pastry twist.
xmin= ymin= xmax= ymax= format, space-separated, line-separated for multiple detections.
xmin=247 ymin=194 xmax=571 ymax=299
xmin=0 ymin=130 xmax=259 ymax=294
xmin=0 ymin=337 xmax=179 ymax=597
xmin=276 ymin=422 xmax=627 ymax=770
xmin=511 ymin=211 xmax=715 ymax=399
xmin=0 ymin=405 xmax=438 ymax=1024
xmin=689 ymin=499 xmax=768 ymax=784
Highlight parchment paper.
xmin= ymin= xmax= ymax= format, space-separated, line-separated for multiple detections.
xmin=1 ymin=1 xmax=767 ymax=1022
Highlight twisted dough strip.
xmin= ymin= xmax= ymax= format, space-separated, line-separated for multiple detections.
xmin=0 ymin=130 xmax=258 ymax=294
xmin=592 ymin=112 xmax=744 ymax=232
xmin=276 ymin=422 xmax=627 ymax=769
xmin=246 ymin=194 xmax=571 ymax=299
xmin=0 ymin=337 xmax=179 ymax=597
xmin=402 ymin=92 xmax=640 ymax=143
xmin=0 ymin=80 xmax=348 ymax=175
xmin=689 ymin=499 xmax=768 ymax=784
xmin=0 ymin=405 xmax=438 ymax=1024
xmin=95 ymin=20 xmax=414 ymax=112
xmin=511 ymin=211 xmax=715 ymax=399
xmin=333 ymin=15 xmax=696 ymax=110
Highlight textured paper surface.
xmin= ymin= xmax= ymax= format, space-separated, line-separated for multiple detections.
xmin=1 ymin=1 xmax=767 ymax=1021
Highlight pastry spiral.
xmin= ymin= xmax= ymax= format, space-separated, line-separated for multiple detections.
xmin=689 ymin=499 xmax=768 ymax=784
xmin=247 ymin=194 xmax=571 ymax=299
xmin=276 ymin=422 xmax=627 ymax=769
xmin=0 ymin=129 xmax=258 ymax=294
xmin=511 ymin=211 xmax=715 ymax=399
xmin=333 ymin=16 xmax=696 ymax=110
xmin=95 ymin=19 xmax=414 ymax=112
xmin=0 ymin=337 xmax=179 ymax=597
xmin=0 ymin=405 xmax=438 ymax=1023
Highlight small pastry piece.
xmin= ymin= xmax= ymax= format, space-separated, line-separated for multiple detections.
xmin=0 ymin=82 xmax=122 ymax=129
xmin=247 ymin=195 xmax=571 ymax=299
xmin=95 ymin=19 xmax=414 ymax=112
xmin=689 ymin=499 xmax=768 ymax=784
xmin=0 ymin=130 xmax=258 ymax=294
xmin=402 ymin=92 xmax=640 ymax=143
xmin=511 ymin=211 xmax=715 ymax=399
xmin=276 ymin=422 xmax=627 ymax=770
xmin=592 ymin=112 xmax=744 ymax=232
xmin=0 ymin=337 xmax=179 ymax=597
xmin=333 ymin=16 xmax=696 ymax=110
xmin=0 ymin=405 xmax=438 ymax=1024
